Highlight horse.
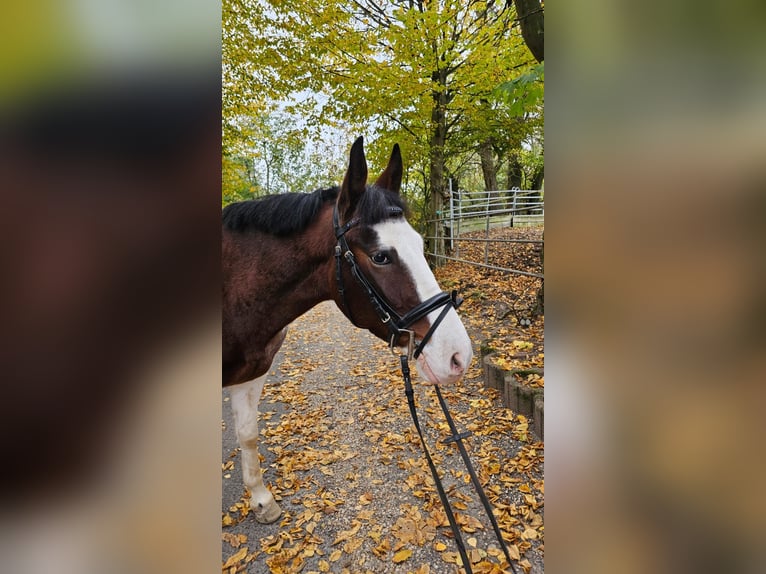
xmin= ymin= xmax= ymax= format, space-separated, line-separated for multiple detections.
xmin=222 ymin=136 xmax=473 ymax=523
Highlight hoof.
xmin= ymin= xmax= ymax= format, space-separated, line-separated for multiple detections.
xmin=253 ymin=497 xmax=281 ymax=524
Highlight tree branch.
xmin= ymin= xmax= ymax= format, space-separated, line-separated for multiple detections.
xmin=382 ymin=113 xmax=420 ymax=139
xmin=350 ymin=0 xmax=392 ymax=28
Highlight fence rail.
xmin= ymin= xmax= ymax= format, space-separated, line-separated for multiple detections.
xmin=425 ymin=187 xmax=544 ymax=278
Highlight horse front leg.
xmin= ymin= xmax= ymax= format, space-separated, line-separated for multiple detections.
xmin=230 ymin=374 xmax=281 ymax=523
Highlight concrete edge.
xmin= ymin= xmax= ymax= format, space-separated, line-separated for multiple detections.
xmin=482 ymin=354 xmax=544 ymax=441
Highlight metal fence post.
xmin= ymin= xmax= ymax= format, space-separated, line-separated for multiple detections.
xmin=448 ymin=178 xmax=454 ymax=253
xmin=455 ymin=187 xmax=461 ymax=258
xmin=484 ymin=190 xmax=491 ymax=265
xmin=511 ymin=187 xmax=519 ymax=227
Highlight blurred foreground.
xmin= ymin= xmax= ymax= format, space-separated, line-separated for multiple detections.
xmin=546 ymin=2 xmax=766 ymax=573
xmin=1 ymin=2 xmax=220 ymax=573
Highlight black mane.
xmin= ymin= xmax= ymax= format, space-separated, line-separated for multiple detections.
xmin=223 ymin=187 xmax=339 ymax=235
xmin=222 ymin=185 xmax=406 ymax=236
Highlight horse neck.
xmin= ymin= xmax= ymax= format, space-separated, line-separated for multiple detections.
xmin=247 ymin=206 xmax=337 ymax=327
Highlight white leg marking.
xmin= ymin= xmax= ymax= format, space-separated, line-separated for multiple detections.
xmin=230 ymin=375 xmax=281 ymax=523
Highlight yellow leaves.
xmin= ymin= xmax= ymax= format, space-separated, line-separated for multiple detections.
xmin=469 ymin=548 xmax=483 ymax=564
xmin=442 ymin=551 xmax=463 ymax=566
xmin=356 ymin=508 xmax=374 ymax=521
xmin=521 ymin=527 xmax=539 ymax=540
xmin=512 ymin=340 xmax=534 ymax=351
xmin=222 ymin=547 xmax=248 ymax=570
xmin=514 ymin=415 xmax=530 ymax=440
xmin=343 ymin=537 xmax=364 ymax=554
xmin=372 ymin=537 xmax=390 ymax=559
xmin=358 ymin=492 xmax=373 ymax=505
xmin=220 ymin=298 xmax=544 ymax=573
xmin=525 ymin=373 xmax=544 ymax=388
xmin=332 ymin=521 xmax=361 ymax=546
xmin=457 ymin=513 xmax=486 ymax=533
xmin=222 ymin=532 xmax=247 ymax=548
xmin=390 ymin=504 xmax=437 ymax=550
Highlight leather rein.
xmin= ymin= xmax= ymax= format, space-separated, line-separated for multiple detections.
xmin=333 ymin=205 xmax=520 ymax=574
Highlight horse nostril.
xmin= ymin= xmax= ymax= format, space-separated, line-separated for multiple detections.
xmin=451 ymin=353 xmax=464 ymax=373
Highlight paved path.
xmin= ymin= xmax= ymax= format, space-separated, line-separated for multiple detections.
xmin=223 ymin=302 xmax=544 ymax=573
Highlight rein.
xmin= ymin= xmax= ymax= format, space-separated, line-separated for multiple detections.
xmin=333 ymin=206 xmax=520 ymax=574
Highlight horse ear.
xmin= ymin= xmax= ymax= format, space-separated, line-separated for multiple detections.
xmin=374 ymin=143 xmax=403 ymax=195
xmin=339 ymin=136 xmax=368 ymax=218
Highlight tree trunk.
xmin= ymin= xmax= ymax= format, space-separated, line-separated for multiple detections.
xmin=523 ymin=164 xmax=544 ymax=214
xmin=429 ymin=69 xmax=449 ymax=266
xmin=532 ymin=230 xmax=544 ymax=317
xmin=512 ymin=0 xmax=544 ymax=63
xmin=478 ymin=138 xmax=498 ymax=192
xmin=533 ymin=277 xmax=544 ymax=316
xmin=506 ymin=151 xmax=523 ymax=189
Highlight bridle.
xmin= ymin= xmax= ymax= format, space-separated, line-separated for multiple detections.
xmin=332 ymin=203 xmax=521 ymax=574
xmin=333 ymin=204 xmax=461 ymax=360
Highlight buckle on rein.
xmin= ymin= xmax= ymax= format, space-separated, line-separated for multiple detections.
xmin=390 ymin=329 xmax=416 ymax=361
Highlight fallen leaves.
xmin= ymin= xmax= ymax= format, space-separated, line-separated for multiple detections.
xmin=222 ymin=532 xmax=247 ymax=548
xmin=435 ymin=226 xmax=544 ymax=378
xmin=332 ymin=521 xmax=361 ymax=546
xmin=222 ymin=547 xmax=247 ymax=569
xmin=358 ymin=492 xmax=373 ymax=505
xmin=222 ymin=293 xmax=544 ymax=573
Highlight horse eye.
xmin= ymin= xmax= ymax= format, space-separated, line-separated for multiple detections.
xmin=371 ymin=252 xmax=391 ymax=265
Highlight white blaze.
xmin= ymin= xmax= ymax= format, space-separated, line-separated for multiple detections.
xmin=372 ymin=219 xmax=474 ymax=385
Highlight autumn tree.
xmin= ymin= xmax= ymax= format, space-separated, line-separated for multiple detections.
xmin=226 ymin=0 xmax=539 ymax=261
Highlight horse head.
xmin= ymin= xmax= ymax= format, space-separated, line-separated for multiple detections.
xmin=332 ymin=137 xmax=473 ymax=385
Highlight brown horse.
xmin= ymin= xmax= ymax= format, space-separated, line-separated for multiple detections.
xmin=222 ymin=137 xmax=472 ymax=522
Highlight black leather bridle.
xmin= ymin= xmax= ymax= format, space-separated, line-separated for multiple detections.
xmin=332 ymin=203 xmax=521 ymax=573
xmin=333 ymin=205 xmax=461 ymax=360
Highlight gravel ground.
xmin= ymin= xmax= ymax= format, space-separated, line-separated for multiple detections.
xmin=222 ymin=302 xmax=544 ymax=574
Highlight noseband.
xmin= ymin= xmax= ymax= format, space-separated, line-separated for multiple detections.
xmin=333 ymin=205 xmax=461 ymax=360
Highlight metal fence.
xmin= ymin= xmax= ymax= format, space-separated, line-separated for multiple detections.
xmin=425 ymin=186 xmax=544 ymax=278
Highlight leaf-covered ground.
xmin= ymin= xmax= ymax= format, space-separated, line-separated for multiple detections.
xmin=222 ymin=283 xmax=544 ymax=573
xmin=436 ymin=226 xmax=544 ymax=386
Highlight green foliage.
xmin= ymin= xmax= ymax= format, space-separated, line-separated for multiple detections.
xmin=223 ymin=0 xmax=544 ymax=213
xmin=222 ymin=153 xmax=260 ymax=207
xmin=496 ymin=62 xmax=545 ymax=116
